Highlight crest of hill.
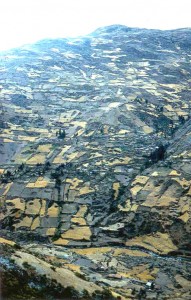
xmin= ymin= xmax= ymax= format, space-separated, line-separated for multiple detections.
xmin=1 ymin=24 xmax=191 ymax=56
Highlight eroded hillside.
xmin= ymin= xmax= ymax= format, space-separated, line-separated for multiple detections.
xmin=0 ymin=25 xmax=191 ymax=299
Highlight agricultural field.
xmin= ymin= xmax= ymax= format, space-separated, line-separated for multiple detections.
xmin=0 ymin=25 xmax=191 ymax=299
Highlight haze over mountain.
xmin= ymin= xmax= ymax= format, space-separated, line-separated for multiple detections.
xmin=1 ymin=0 xmax=191 ymax=50
xmin=0 ymin=25 xmax=191 ymax=299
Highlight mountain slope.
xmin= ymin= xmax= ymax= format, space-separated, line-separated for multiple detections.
xmin=0 ymin=25 xmax=191 ymax=299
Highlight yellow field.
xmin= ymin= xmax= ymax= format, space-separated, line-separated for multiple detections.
xmin=37 ymin=144 xmax=52 ymax=152
xmin=52 ymin=146 xmax=71 ymax=164
xmin=26 ymin=154 xmax=46 ymax=164
xmin=61 ymin=226 xmax=92 ymax=241
xmin=125 ymin=232 xmax=177 ymax=254
xmin=108 ymin=156 xmax=131 ymax=166
xmin=113 ymin=182 xmax=120 ymax=200
xmin=26 ymin=177 xmax=49 ymax=188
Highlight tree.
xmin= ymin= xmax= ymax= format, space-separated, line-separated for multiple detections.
xmin=179 ymin=115 xmax=185 ymax=124
xmin=55 ymin=177 xmax=62 ymax=188
xmin=44 ymin=161 xmax=51 ymax=171
xmin=149 ymin=144 xmax=166 ymax=163
xmin=6 ymin=170 xmax=12 ymax=177
xmin=57 ymin=129 xmax=66 ymax=139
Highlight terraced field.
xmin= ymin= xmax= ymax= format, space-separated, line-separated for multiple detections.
xmin=0 ymin=25 xmax=191 ymax=299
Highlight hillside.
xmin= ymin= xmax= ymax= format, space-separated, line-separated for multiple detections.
xmin=0 ymin=25 xmax=191 ymax=299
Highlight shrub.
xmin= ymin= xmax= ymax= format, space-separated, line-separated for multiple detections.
xmin=22 ymin=261 xmax=31 ymax=269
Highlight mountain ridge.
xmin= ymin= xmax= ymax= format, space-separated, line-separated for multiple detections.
xmin=1 ymin=24 xmax=191 ymax=55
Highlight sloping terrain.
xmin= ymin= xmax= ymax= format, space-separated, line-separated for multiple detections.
xmin=0 ymin=25 xmax=191 ymax=299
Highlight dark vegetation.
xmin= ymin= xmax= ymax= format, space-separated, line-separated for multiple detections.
xmin=149 ymin=144 xmax=166 ymax=163
xmin=143 ymin=143 xmax=167 ymax=169
xmin=109 ymin=184 xmax=126 ymax=213
xmin=56 ymin=128 xmax=66 ymax=139
xmin=1 ymin=261 xmax=117 ymax=300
